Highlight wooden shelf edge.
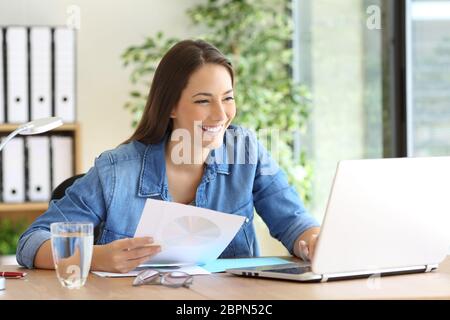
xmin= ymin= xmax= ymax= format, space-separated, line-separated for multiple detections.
xmin=0 ymin=202 xmax=49 ymax=212
xmin=0 ymin=123 xmax=78 ymax=133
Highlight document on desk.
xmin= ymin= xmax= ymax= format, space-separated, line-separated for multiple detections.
xmin=134 ymin=199 xmax=246 ymax=266
xmin=92 ymin=265 xmax=210 ymax=278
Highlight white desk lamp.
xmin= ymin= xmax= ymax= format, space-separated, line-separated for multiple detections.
xmin=0 ymin=117 xmax=64 ymax=151
xmin=0 ymin=116 xmax=63 ymax=291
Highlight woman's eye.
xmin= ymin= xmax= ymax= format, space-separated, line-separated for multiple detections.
xmin=194 ymin=100 xmax=209 ymax=104
xmin=224 ymin=96 xmax=234 ymax=102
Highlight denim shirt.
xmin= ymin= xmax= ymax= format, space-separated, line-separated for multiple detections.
xmin=16 ymin=125 xmax=320 ymax=269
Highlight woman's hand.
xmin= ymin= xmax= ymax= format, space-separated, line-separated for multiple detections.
xmin=91 ymin=237 xmax=161 ymax=273
xmin=294 ymin=227 xmax=320 ymax=262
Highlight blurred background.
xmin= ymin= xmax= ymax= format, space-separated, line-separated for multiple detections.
xmin=0 ymin=0 xmax=449 ymax=263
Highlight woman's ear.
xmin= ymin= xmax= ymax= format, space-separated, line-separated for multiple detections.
xmin=169 ymin=107 xmax=177 ymax=119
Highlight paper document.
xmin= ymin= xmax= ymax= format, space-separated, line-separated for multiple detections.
xmin=134 ymin=199 xmax=246 ymax=266
xmin=92 ymin=265 xmax=210 ymax=278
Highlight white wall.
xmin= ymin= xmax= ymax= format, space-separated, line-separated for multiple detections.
xmin=0 ymin=0 xmax=201 ymax=170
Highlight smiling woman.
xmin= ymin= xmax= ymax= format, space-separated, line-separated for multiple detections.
xmin=169 ymin=63 xmax=236 ymax=153
xmin=17 ymin=40 xmax=320 ymax=274
xmin=122 ymin=40 xmax=235 ymax=147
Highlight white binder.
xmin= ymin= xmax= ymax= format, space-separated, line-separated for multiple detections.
xmin=27 ymin=136 xmax=51 ymax=201
xmin=30 ymin=27 xmax=52 ymax=120
xmin=51 ymin=135 xmax=74 ymax=191
xmin=54 ymin=28 xmax=76 ymax=122
xmin=6 ymin=27 xmax=28 ymax=123
xmin=0 ymin=29 xmax=4 ymax=123
xmin=2 ymin=137 xmax=25 ymax=202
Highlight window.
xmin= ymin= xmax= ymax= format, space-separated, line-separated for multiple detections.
xmin=294 ymin=0 xmax=385 ymax=221
xmin=406 ymin=0 xmax=450 ymax=156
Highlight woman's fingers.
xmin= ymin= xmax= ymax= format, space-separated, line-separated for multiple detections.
xmin=114 ymin=237 xmax=154 ymax=251
xmin=115 ymin=251 xmax=159 ymax=273
xmin=113 ymin=243 xmax=161 ymax=273
xmin=299 ymin=240 xmax=310 ymax=262
xmin=299 ymin=234 xmax=320 ymax=262
xmin=123 ymin=253 xmax=159 ymax=273
xmin=124 ymin=245 xmax=161 ymax=260
xmin=107 ymin=237 xmax=161 ymax=273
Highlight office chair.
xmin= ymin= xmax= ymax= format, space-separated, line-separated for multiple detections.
xmin=50 ymin=173 xmax=103 ymax=243
xmin=50 ymin=174 xmax=85 ymax=201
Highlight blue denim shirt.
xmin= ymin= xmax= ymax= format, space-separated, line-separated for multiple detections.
xmin=16 ymin=125 xmax=320 ymax=268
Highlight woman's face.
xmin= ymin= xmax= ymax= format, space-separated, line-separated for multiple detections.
xmin=170 ymin=63 xmax=236 ymax=150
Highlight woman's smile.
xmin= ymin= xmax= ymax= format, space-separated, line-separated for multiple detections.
xmin=200 ymin=123 xmax=224 ymax=133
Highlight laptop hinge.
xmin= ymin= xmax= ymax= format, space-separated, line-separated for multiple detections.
xmin=320 ymin=274 xmax=329 ymax=283
xmin=425 ymin=264 xmax=438 ymax=273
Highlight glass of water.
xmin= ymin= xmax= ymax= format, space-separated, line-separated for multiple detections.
xmin=50 ymin=222 xmax=94 ymax=289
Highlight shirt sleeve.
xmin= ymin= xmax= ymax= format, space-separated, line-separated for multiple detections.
xmin=252 ymin=140 xmax=320 ymax=255
xmin=16 ymin=156 xmax=112 ymax=269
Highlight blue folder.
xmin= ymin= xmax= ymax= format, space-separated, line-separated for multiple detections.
xmin=201 ymin=257 xmax=292 ymax=273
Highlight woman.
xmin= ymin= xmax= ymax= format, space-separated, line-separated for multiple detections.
xmin=17 ymin=40 xmax=320 ymax=273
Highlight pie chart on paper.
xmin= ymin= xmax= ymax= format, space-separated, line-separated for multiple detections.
xmin=162 ymin=216 xmax=221 ymax=246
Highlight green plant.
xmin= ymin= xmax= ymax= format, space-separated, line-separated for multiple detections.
xmin=121 ymin=0 xmax=313 ymax=204
xmin=0 ymin=218 xmax=28 ymax=255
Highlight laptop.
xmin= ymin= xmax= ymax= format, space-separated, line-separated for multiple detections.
xmin=226 ymin=157 xmax=450 ymax=282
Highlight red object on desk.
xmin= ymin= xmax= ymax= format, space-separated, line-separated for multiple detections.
xmin=0 ymin=271 xmax=27 ymax=278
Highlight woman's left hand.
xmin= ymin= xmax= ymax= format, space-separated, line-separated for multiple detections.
xmin=295 ymin=228 xmax=320 ymax=262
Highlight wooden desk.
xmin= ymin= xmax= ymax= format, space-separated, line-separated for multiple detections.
xmin=1 ymin=257 xmax=450 ymax=300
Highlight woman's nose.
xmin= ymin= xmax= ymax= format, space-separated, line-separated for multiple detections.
xmin=211 ymin=101 xmax=227 ymax=121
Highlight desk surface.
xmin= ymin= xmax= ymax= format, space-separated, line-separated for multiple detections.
xmin=1 ymin=257 xmax=450 ymax=300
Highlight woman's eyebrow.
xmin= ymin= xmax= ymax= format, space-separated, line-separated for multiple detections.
xmin=192 ymin=89 xmax=233 ymax=98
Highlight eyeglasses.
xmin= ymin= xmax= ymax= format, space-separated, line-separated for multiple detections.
xmin=132 ymin=269 xmax=193 ymax=288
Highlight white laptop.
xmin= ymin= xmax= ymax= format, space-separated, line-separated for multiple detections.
xmin=226 ymin=157 xmax=450 ymax=282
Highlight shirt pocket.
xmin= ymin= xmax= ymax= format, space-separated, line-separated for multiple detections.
xmin=242 ymin=215 xmax=255 ymax=256
xmin=229 ymin=199 xmax=255 ymax=257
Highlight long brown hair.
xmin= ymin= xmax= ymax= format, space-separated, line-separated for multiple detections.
xmin=123 ymin=39 xmax=234 ymax=145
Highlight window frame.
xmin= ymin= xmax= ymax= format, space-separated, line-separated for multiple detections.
xmin=383 ymin=0 xmax=408 ymax=158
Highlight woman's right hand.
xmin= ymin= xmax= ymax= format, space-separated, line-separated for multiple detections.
xmin=91 ymin=237 xmax=161 ymax=273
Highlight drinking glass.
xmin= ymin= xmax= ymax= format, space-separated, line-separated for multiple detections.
xmin=50 ymin=222 xmax=94 ymax=289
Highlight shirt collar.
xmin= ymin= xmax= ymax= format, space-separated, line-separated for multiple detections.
xmin=137 ymin=131 xmax=231 ymax=198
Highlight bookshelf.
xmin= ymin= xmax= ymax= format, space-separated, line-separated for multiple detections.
xmin=0 ymin=123 xmax=82 ymax=223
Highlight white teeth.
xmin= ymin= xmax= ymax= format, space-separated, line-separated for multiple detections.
xmin=201 ymin=125 xmax=223 ymax=133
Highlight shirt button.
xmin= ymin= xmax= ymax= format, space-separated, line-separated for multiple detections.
xmin=245 ymin=218 xmax=250 ymax=223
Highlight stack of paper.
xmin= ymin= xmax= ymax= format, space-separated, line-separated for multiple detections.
xmin=134 ymin=199 xmax=246 ymax=266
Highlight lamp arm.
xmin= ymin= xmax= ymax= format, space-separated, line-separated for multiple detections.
xmin=0 ymin=125 xmax=30 ymax=152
